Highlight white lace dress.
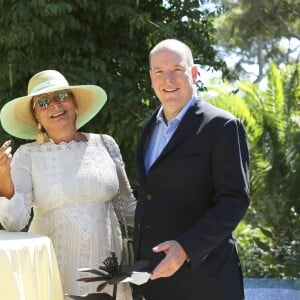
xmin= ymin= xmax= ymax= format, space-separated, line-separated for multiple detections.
xmin=0 ymin=133 xmax=136 ymax=299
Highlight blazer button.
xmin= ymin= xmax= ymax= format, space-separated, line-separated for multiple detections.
xmin=146 ymin=194 xmax=152 ymax=200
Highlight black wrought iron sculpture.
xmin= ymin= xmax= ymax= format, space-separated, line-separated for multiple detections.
xmin=66 ymin=252 xmax=149 ymax=300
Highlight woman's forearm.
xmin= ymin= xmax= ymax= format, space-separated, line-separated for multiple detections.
xmin=0 ymin=176 xmax=15 ymax=199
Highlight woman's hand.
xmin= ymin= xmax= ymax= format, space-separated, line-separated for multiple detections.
xmin=0 ymin=140 xmax=14 ymax=198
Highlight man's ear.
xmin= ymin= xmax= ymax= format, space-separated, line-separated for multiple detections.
xmin=191 ymin=65 xmax=199 ymax=83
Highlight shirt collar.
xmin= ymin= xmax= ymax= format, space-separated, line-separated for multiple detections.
xmin=156 ymin=95 xmax=197 ymax=124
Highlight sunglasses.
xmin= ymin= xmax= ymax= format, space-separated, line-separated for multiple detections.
xmin=32 ymin=90 xmax=72 ymax=109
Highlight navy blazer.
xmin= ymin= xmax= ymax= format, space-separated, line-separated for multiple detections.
xmin=134 ymin=97 xmax=250 ymax=300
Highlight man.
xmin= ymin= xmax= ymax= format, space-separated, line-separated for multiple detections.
xmin=133 ymin=39 xmax=250 ymax=300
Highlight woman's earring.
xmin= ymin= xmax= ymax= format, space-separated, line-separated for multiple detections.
xmin=36 ymin=123 xmax=46 ymax=144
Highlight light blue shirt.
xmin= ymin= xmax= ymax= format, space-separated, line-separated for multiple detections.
xmin=144 ymin=96 xmax=196 ymax=173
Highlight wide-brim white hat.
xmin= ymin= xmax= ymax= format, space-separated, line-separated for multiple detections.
xmin=0 ymin=70 xmax=107 ymax=140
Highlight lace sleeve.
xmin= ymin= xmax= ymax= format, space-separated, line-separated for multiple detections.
xmin=0 ymin=145 xmax=33 ymax=231
xmin=101 ymin=134 xmax=136 ymax=227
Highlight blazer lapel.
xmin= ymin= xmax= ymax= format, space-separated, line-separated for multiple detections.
xmin=137 ymin=97 xmax=205 ymax=178
xmin=150 ymin=98 xmax=204 ymax=169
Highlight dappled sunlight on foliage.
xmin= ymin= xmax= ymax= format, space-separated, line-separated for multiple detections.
xmin=207 ymin=63 xmax=300 ymax=278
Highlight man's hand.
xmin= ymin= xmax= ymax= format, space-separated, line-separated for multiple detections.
xmin=150 ymin=240 xmax=187 ymax=280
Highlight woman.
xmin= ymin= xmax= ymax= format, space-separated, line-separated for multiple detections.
xmin=0 ymin=70 xmax=136 ymax=299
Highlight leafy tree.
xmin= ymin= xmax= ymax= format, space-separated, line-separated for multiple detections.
xmin=0 ymin=0 xmax=229 ymax=182
xmin=213 ymin=0 xmax=300 ymax=82
xmin=205 ymin=63 xmax=300 ymax=278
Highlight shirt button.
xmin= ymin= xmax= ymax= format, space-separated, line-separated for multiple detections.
xmin=146 ymin=194 xmax=152 ymax=200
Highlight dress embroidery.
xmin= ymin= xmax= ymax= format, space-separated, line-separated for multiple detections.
xmin=0 ymin=133 xmax=136 ymax=299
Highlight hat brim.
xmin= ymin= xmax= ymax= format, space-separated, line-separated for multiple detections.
xmin=0 ymin=85 xmax=107 ymax=140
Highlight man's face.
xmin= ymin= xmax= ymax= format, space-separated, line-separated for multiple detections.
xmin=149 ymin=47 xmax=198 ymax=121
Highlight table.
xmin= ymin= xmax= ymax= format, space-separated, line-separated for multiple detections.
xmin=0 ymin=230 xmax=64 ymax=300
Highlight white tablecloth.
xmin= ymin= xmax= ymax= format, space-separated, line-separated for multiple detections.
xmin=0 ymin=230 xmax=64 ymax=300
